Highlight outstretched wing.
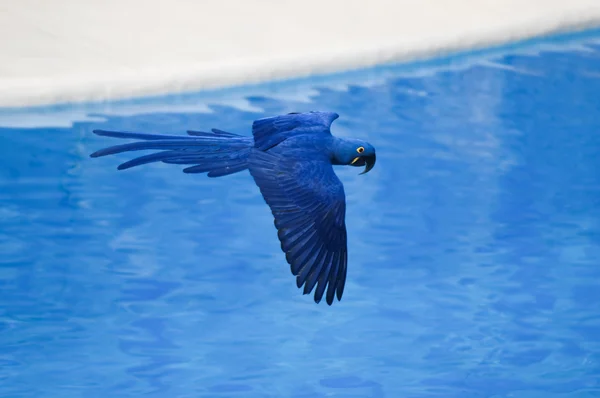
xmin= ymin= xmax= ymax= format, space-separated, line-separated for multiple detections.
xmin=251 ymin=111 xmax=339 ymax=151
xmin=248 ymin=150 xmax=348 ymax=305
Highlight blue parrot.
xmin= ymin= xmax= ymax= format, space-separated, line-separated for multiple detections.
xmin=90 ymin=111 xmax=376 ymax=305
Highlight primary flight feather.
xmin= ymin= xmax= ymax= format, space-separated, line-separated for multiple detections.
xmin=90 ymin=111 xmax=376 ymax=305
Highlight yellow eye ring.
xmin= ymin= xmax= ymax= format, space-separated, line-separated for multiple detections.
xmin=357 ymin=146 xmax=365 ymax=154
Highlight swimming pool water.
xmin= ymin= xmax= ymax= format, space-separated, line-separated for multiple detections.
xmin=1 ymin=32 xmax=600 ymax=397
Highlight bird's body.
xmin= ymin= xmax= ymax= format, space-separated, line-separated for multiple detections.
xmin=90 ymin=111 xmax=376 ymax=305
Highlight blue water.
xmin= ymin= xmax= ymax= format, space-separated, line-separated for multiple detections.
xmin=2 ymin=31 xmax=600 ymax=397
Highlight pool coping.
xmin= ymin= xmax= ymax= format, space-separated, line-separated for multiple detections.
xmin=2 ymin=0 xmax=600 ymax=110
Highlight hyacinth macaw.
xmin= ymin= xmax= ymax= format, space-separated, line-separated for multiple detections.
xmin=90 ymin=111 xmax=376 ymax=305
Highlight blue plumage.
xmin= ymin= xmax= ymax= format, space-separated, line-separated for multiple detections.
xmin=90 ymin=111 xmax=376 ymax=305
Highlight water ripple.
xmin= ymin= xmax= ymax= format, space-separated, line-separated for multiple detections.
xmin=1 ymin=32 xmax=600 ymax=397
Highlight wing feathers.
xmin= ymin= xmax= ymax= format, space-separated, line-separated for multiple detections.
xmin=248 ymin=150 xmax=348 ymax=305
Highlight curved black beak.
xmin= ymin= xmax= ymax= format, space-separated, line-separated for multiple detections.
xmin=359 ymin=154 xmax=376 ymax=175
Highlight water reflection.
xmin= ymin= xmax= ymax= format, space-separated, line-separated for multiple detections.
xmin=1 ymin=33 xmax=600 ymax=397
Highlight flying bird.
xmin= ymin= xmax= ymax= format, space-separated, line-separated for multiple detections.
xmin=90 ymin=111 xmax=376 ymax=305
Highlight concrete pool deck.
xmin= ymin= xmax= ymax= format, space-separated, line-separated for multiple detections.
xmin=1 ymin=0 xmax=600 ymax=108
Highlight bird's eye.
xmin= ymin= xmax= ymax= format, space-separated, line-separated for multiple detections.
xmin=357 ymin=146 xmax=365 ymax=154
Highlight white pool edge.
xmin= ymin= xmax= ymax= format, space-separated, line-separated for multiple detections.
xmin=2 ymin=0 xmax=600 ymax=109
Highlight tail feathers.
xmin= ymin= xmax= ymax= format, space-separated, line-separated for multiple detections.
xmin=93 ymin=129 xmax=193 ymax=141
xmin=90 ymin=128 xmax=253 ymax=177
xmin=182 ymin=161 xmax=249 ymax=177
xmin=186 ymin=128 xmax=243 ymax=138
xmin=115 ymin=150 xmax=191 ymax=170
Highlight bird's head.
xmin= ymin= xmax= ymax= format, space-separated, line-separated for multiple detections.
xmin=333 ymin=138 xmax=376 ymax=175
